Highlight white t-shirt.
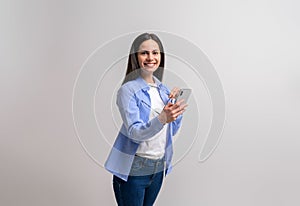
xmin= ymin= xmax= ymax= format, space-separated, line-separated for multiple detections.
xmin=136 ymin=83 xmax=167 ymax=159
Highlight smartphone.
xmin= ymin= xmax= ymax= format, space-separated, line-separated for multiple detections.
xmin=175 ymin=88 xmax=192 ymax=103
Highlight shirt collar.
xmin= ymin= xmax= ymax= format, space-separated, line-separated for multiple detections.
xmin=137 ymin=75 xmax=163 ymax=92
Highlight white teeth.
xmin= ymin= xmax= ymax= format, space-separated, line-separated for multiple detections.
xmin=145 ymin=63 xmax=155 ymax=66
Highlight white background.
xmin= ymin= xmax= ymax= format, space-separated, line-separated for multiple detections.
xmin=1 ymin=0 xmax=300 ymax=205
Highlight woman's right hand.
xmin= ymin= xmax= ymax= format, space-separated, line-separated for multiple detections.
xmin=158 ymin=99 xmax=188 ymax=124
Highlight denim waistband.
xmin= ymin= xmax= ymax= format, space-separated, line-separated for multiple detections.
xmin=129 ymin=155 xmax=165 ymax=176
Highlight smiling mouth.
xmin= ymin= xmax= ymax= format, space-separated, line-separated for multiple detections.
xmin=144 ymin=62 xmax=156 ymax=67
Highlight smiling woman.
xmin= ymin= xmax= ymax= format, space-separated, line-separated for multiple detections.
xmin=104 ymin=33 xmax=188 ymax=206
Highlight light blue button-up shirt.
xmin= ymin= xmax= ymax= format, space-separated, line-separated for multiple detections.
xmin=105 ymin=75 xmax=183 ymax=181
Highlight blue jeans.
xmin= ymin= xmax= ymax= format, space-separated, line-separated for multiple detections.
xmin=113 ymin=155 xmax=165 ymax=206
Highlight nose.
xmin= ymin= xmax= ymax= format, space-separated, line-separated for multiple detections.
xmin=147 ymin=52 xmax=154 ymax=60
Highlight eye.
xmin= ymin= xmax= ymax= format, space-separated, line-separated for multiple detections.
xmin=140 ymin=51 xmax=147 ymax=55
xmin=152 ymin=51 xmax=159 ymax=55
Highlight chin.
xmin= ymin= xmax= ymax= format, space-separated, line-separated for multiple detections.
xmin=141 ymin=67 xmax=158 ymax=73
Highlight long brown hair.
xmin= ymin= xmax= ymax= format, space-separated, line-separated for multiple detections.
xmin=122 ymin=33 xmax=165 ymax=85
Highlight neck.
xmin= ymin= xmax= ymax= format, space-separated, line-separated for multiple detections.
xmin=140 ymin=72 xmax=155 ymax=83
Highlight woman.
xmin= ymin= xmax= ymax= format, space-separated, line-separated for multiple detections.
xmin=105 ymin=33 xmax=187 ymax=206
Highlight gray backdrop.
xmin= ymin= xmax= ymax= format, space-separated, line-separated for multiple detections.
xmin=1 ymin=0 xmax=300 ymax=205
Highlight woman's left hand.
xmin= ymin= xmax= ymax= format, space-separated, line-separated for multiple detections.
xmin=158 ymin=99 xmax=188 ymax=124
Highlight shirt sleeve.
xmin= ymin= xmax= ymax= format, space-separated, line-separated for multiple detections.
xmin=116 ymin=86 xmax=165 ymax=143
xmin=171 ymin=114 xmax=183 ymax=136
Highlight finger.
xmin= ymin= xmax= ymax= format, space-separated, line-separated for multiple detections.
xmin=174 ymin=108 xmax=186 ymax=118
xmin=171 ymin=103 xmax=188 ymax=114
xmin=164 ymin=102 xmax=173 ymax=109
xmin=169 ymin=87 xmax=180 ymax=98
xmin=176 ymin=99 xmax=185 ymax=105
xmin=177 ymin=110 xmax=186 ymax=118
xmin=172 ymin=106 xmax=184 ymax=114
xmin=170 ymin=99 xmax=185 ymax=109
xmin=180 ymin=103 xmax=188 ymax=109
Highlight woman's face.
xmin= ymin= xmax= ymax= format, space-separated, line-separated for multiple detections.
xmin=137 ymin=39 xmax=161 ymax=75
